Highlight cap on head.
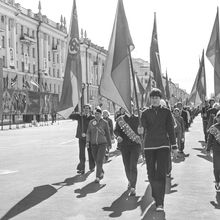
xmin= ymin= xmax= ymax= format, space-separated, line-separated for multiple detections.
xmin=149 ymin=88 xmax=162 ymax=98
xmin=95 ymin=106 xmax=102 ymax=114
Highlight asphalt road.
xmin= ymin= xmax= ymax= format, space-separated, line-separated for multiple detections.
xmin=0 ymin=117 xmax=220 ymax=220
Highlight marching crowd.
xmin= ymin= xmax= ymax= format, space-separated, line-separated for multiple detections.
xmin=69 ymin=88 xmax=220 ymax=212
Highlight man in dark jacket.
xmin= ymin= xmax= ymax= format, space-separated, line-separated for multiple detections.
xmin=139 ymin=88 xmax=177 ymax=212
xmin=69 ymin=104 xmax=95 ymax=174
xmin=114 ymin=110 xmax=141 ymax=196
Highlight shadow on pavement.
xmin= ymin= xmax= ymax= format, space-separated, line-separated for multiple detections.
xmin=166 ymin=177 xmax=178 ymax=194
xmin=210 ymin=193 xmax=220 ymax=209
xmin=52 ymin=171 xmax=92 ymax=187
xmin=74 ymin=182 xmax=106 ymax=198
xmin=0 ymin=185 xmax=57 ymax=220
xmin=108 ymin=149 xmax=121 ymax=158
xmin=102 ymin=190 xmax=141 ymax=218
xmin=172 ymin=156 xmax=185 ymax=163
xmin=193 ymin=147 xmax=213 ymax=162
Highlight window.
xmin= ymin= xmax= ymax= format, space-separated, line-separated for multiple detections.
xmin=21 ymin=44 xmax=24 ymax=55
xmin=27 ymin=46 xmax=30 ymax=56
xmin=53 ymin=68 xmax=55 ymax=77
xmin=27 ymin=27 xmax=29 ymax=36
xmin=48 ymin=51 xmax=50 ymax=61
xmin=33 ymin=64 xmax=35 ymax=74
xmin=32 ymin=48 xmax=35 ymax=58
xmin=49 ymin=67 xmax=51 ymax=76
xmin=57 ymin=54 xmax=59 ymax=63
xmin=1 ymin=36 xmax=5 ymax=48
xmin=21 ymin=25 xmax=23 ymax=35
xmin=54 ymin=84 xmax=56 ymax=93
xmin=1 ymin=15 xmax=4 ymax=23
xmin=32 ymin=30 xmax=35 ymax=38
xmin=21 ymin=62 xmax=24 ymax=72
xmin=16 ymin=42 xmax=18 ymax=54
xmin=49 ymin=84 xmax=51 ymax=92
xmin=58 ymin=85 xmax=60 ymax=94
xmin=48 ymin=36 xmax=50 ymax=45
xmin=2 ymin=56 xmax=6 ymax=67
xmin=57 ymin=69 xmax=60 ymax=78
xmin=8 ymin=38 xmax=11 ymax=47
xmin=53 ymin=53 xmax=55 ymax=63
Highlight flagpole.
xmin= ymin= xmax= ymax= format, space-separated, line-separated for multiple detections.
xmin=128 ymin=46 xmax=144 ymax=159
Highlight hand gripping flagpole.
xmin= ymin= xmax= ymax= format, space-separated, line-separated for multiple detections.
xmin=128 ymin=46 xmax=145 ymax=161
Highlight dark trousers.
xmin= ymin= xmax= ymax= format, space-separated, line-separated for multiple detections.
xmin=120 ymin=144 xmax=141 ymax=188
xmin=77 ymin=139 xmax=95 ymax=171
xmin=202 ymin=120 xmax=208 ymax=142
xmin=91 ymin=144 xmax=106 ymax=178
xmin=145 ymin=148 xmax=169 ymax=206
xmin=167 ymin=150 xmax=172 ymax=175
xmin=213 ymin=150 xmax=220 ymax=183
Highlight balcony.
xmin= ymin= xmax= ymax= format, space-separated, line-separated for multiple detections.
xmin=20 ymin=33 xmax=36 ymax=45
xmin=52 ymin=45 xmax=58 ymax=53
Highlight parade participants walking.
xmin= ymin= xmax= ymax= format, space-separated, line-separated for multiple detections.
xmin=207 ymin=102 xmax=220 ymax=130
xmin=114 ymin=109 xmax=141 ymax=196
xmin=201 ymin=100 xmax=210 ymax=142
xmin=102 ymin=110 xmax=114 ymax=161
xmin=173 ymin=108 xmax=185 ymax=156
xmin=176 ymin=102 xmax=188 ymax=155
xmin=139 ymin=88 xmax=177 ymax=211
xmin=206 ymin=110 xmax=220 ymax=192
xmin=69 ymin=104 xmax=95 ymax=174
xmin=86 ymin=107 xmax=112 ymax=183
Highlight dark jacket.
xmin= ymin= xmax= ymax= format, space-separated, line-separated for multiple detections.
xmin=86 ymin=118 xmax=111 ymax=146
xmin=207 ymin=123 xmax=220 ymax=152
xmin=104 ymin=117 xmax=114 ymax=137
xmin=141 ymin=105 xmax=176 ymax=150
xmin=207 ymin=107 xmax=218 ymax=122
xmin=114 ymin=114 xmax=141 ymax=147
xmin=69 ymin=113 xmax=94 ymax=140
xmin=181 ymin=110 xmax=189 ymax=129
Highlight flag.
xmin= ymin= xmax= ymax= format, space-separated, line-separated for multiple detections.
xmin=100 ymin=0 xmax=134 ymax=114
xmin=206 ymin=7 xmax=220 ymax=97
xmin=165 ymin=70 xmax=170 ymax=100
xmin=58 ymin=0 xmax=82 ymax=118
xmin=23 ymin=76 xmax=31 ymax=89
xmin=30 ymin=78 xmax=40 ymax=88
xmin=11 ymin=75 xmax=17 ymax=87
xmin=188 ymin=50 xmax=207 ymax=106
xmin=135 ymin=73 xmax=145 ymax=95
xmin=144 ymin=75 xmax=152 ymax=107
xmin=150 ymin=12 xmax=165 ymax=98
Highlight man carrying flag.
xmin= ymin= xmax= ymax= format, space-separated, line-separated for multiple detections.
xmin=100 ymin=0 xmax=142 ymax=196
xmin=11 ymin=75 xmax=17 ymax=88
xmin=58 ymin=0 xmax=82 ymax=119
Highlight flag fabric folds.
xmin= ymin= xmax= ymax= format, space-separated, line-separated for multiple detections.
xmin=150 ymin=13 xmax=165 ymax=98
xmin=135 ymin=73 xmax=145 ymax=95
xmin=58 ymin=0 xmax=82 ymax=118
xmin=100 ymin=0 xmax=134 ymax=114
xmin=188 ymin=50 xmax=206 ymax=106
xmin=30 ymin=78 xmax=40 ymax=88
xmin=165 ymin=70 xmax=170 ymax=100
xmin=11 ymin=75 xmax=17 ymax=87
xmin=206 ymin=7 xmax=220 ymax=97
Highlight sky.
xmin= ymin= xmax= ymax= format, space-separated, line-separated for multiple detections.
xmin=19 ymin=0 xmax=220 ymax=96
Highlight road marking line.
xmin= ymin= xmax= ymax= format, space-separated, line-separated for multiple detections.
xmin=0 ymin=170 xmax=18 ymax=175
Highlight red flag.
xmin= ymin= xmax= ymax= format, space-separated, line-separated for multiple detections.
xmin=135 ymin=73 xmax=145 ymax=95
xmin=188 ymin=50 xmax=207 ymax=106
xmin=206 ymin=7 xmax=220 ymax=97
xmin=58 ymin=0 xmax=82 ymax=118
xmin=150 ymin=13 xmax=165 ymax=98
xmin=100 ymin=0 xmax=134 ymax=114
xmin=165 ymin=70 xmax=170 ymax=100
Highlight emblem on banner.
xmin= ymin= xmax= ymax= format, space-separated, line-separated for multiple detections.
xmin=69 ymin=38 xmax=80 ymax=55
